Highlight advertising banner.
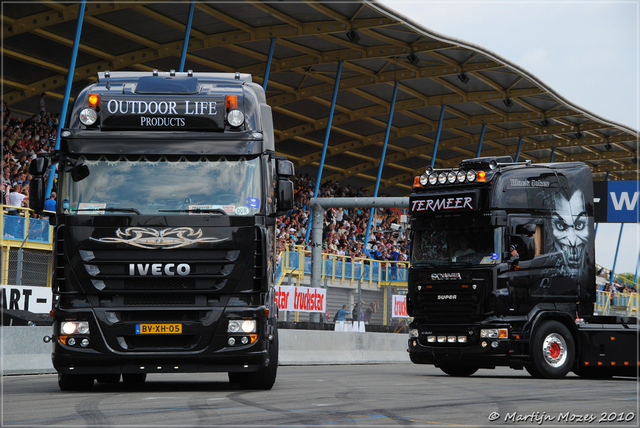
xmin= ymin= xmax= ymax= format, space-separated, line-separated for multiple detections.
xmin=274 ymin=285 xmax=326 ymax=313
xmin=593 ymin=180 xmax=638 ymax=223
xmin=1 ymin=285 xmax=52 ymax=313
xmin=392 ymin=294 xmax=409 ymax=318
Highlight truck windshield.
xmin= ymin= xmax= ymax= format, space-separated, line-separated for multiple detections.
xmin=411 ymin=220 xmax=500 ymax=266
xmin=61 ymin=155 xmax=262 ymax=216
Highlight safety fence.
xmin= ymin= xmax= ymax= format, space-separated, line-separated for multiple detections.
xmin=276 ymin=245 xmax=409 ymax=287
xmin=2 ymin=207 xmax=54 ymax=287
xmin=596 ymin=290 xmax=638 ymax=317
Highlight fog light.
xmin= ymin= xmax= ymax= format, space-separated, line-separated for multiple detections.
xmin=81 ymin=338 xmax=90 ymax=348
xmin=447 ymin=336 xmax=456 ymax=343
xmin=68 ymin=337 xmax=76 ymax=346
xmin=228 ymin=337 xmax=235 ymax=346
xmin=427 ymin=336 xmax=436 ymax=343
xmin=412 ymin=340 xmax=417 ymax=347
xmin=437 ymin=336 xmax=446 ymax=343
xmin=240 ymin=336 xmax=249 ymax=345
xmin=491 ymin=341 xmax=499 ymax=348
xmin=481 ymin=341 xmax=487 ymax=348
xmin=457 ymin=336 xmax=467 ymax=343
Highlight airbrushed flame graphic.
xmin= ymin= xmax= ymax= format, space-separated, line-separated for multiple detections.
xmin=91 ymin=227 xmax=227 ymax=249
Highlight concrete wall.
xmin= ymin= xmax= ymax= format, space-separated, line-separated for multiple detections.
xmin=2 ymin=327 xmax=410 ymax=375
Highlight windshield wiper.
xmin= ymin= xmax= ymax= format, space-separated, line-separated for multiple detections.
xmin=158 ymin=208 xmax=228 ymax=215
xmin=449 ymin=261 xmax=474 ymax=267
xmin=76 ymin=207 xmax=141 ymax=215
xmin=413 ymin=262 xmax=444 ymax=268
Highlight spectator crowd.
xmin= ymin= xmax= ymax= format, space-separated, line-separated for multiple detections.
xmin=2 ymin=98 xmax=60 ymax=219
xmin=274 ymin=172 xmax=410 ymax=263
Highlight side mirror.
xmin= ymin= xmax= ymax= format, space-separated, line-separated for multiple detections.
xmin=65 ymin=158 xmax=90 ymax=182
xmin=28 ymin=157 xmax=50 ymax=212
xmin=276 ymin=159 xmax=294 ymax=177
xmin=29 ymin=157 xmax=49 ymax=176
xmin=275 ymin=179 xmax=294 ymax=215
xmin=71 ymin=164 xmax=90 ymax=182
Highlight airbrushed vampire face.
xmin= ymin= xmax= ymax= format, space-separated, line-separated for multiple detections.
xmin=551 ymin=189 xmax=588 ymax=275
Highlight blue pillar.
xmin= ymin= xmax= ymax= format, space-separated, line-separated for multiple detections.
xmin=430 ymin=105 xmax=446 ymax=168
xmin=45 ymin=0 xmax=86 ymax=198
xmin=364 ymin=81 xmax=399 ymax=252
xmin=305 ymin=61 xmax=343 ymax=243
xmin=263 ymin=38 xmax=277 ymax=91
xmin=610 ymin=224 xmax=624 ymax=282
xmin=178 ymin=0 xmax=195 ymax=72
xmin=514 ymin=136 xmax=523 ymax=163
xmin=549 ymin=147 xmax=555 ymax=162
xmin=476 ymin=123 xmax=486 ymax=158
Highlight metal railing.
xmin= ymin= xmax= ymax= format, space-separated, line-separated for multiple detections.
xmin=276 ymin=245 xmax=409 ymax=288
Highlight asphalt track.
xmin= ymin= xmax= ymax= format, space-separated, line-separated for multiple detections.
xmin=3 ymin=364 xmax=638 ymax=426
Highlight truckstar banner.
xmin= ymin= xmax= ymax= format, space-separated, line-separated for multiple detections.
xmin=392 ymin=295 xmax=409 ymax=318
xmin=274 ymin=286 xmax=326 ymax=313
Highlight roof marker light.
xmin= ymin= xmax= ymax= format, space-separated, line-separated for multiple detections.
xmin=88 ymin=93 xmax=100 ymax=109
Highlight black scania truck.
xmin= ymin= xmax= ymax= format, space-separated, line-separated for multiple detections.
xmin=29 ymin=70 xmax=294 ymax=391
xmin=406 ymin=157 xmax=637 ymax=379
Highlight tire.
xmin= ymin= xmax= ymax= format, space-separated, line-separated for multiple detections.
xmin=439 ymin=365 xmax=478 ymax=377
xmin=122 ymin=373 xmax=147 ymax=384
xmin=529 ymin=320 xmax=575 ymax=379
xmin=58 ymin=373 xmax=94 ymax=391
xmin=96 ymin=374 xmax=121 ymax=384
xmin=229 ymin=328 xmax=278 ymax=390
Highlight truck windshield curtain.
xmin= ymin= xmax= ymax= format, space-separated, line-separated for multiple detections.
xmin=61 ymin=155 xmax=262 ymax=216
xmin=411 ymin=219 xmax=500 ymax=266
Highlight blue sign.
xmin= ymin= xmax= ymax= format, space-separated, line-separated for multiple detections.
xmin=246 ymin=198 xmax=260 ymax=209
xmin=607 ymin=181 xmax=639 ymax=223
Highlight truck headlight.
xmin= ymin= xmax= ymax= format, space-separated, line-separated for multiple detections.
xmin=409 ymin=329 xmax=419 ymax=338
xmin=227 ymin=109 xmax=245 ymax=127
xmin=79 ymin=108 xmax=98 ymax=126
xmin=61 ymin=321 xmax=90 ymax=335
xmin=480 ymin=328 xmax=508 ymax=339
xmin=228 ymin=320 xmax=256 ymax=333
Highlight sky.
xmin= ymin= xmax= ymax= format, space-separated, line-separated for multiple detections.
xmin=379 ymin=0 xmax=639 ymax=277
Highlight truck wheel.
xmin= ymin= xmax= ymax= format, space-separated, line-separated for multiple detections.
xmin=122 ymin=373 xmax=147 ymax=384
xmin=229 ymin=329 xmax=279 ymax=390
xmin=96 ymin=374 xmax=121 ymax=384
xmin=439 ymin=365 xmax=478 ymax=377
xmin=58 ymin=373 xmax=94 ymax=391
xmin=529 ymin=320 xmax=575 ymax=379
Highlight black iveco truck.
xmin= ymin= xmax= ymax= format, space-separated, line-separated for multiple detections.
xmin=30 ymin=71 xmax=294 ymax=391
xmin=406 ymin=157 xmax=637 ymax=379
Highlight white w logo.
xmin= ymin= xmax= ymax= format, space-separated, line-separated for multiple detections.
xmin=610 ymin=191 xmax=639 ymax=211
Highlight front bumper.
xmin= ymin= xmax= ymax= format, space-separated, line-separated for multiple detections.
xmin=407 ymin=324 xmax=521 ymax=368
xmin=51 ymin=306 xmax=274 ymax=375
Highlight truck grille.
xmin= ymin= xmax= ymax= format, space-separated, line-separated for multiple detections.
xmin=81 ymin=248 xmax=238 ymax=292
xmin=124 ymin=295 xmax=196 ymax=306
xmin=414 ymin=291 xmax=479 ymax=322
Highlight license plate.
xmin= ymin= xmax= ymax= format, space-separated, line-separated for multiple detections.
xmin=135 ymin=324 xmax=182 ymax=334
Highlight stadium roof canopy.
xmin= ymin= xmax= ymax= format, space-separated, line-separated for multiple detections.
xmin=3 ymin=0 xmax=637 ymax=195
